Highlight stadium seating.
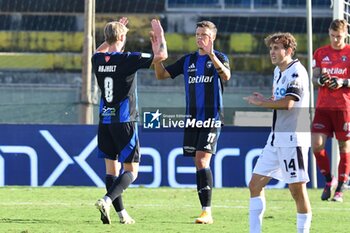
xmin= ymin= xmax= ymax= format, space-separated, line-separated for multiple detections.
xmin=168 ymin=0 xmax=330 ymax=9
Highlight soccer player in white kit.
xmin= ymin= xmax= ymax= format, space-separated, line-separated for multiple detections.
xmin=244 ymin=32 xmax=312 ymax=233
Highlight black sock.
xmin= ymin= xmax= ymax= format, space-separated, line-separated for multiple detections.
xmin=105 ymin=174 xmax=124 ymax=212
xmin=106 ymin=171 xmax=134 ymax=201
xmin=335 ymin=181 xmax=344 ymax=193
xmin=196 ymin=170 xmax=203 ymax=206
xmin=196 ymin=168 xmax=213 ymax=207
xmin=325 ymin=173 xmax=332 ymax=183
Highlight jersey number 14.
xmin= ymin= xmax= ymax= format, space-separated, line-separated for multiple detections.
xmin=283 ymin=158 xmax=296 ymax=172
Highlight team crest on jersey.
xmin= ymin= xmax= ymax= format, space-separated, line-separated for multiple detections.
xmin=342 ymin=56 xmax=347 ymax=62
xmin=206 ymin=61 xmax=213 ymax=68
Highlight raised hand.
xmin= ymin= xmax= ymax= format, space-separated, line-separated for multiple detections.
xmin=118 ymin=17 xmax=128 ymax=26
xmin=198 ymin=34 xmax=214 ymax=56
xmin=150 ymin=19 xmax=168 ymax=63
xmin=151 ymin=19 xmax=164 ymax=38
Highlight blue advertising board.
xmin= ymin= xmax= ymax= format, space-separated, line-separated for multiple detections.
xmin=0 ymin=125 xmax=325 ymax=188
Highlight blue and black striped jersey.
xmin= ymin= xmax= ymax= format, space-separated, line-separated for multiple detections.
xmin=165 ymin=51 xmax=230 ymax=122
xmin=92 ymin=51 xmax=153 ymax=124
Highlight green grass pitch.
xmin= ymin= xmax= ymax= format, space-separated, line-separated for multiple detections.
xmin=0 ymin=187 xmax=349 ymax=233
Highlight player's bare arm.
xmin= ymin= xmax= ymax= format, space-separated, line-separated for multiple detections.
xmin=150 ymin=19 xmax=170 ymax=80
xmin=199 ymin=36 xmax=230 ymax=81
xmin=150 ymin=19 xmax=168 ymax=62
xmin=244 ymin=94 xmax=296 ymax=110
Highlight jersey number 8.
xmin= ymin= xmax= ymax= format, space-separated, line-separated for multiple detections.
xmin=104 ymin=77 xmax=114 ymax=103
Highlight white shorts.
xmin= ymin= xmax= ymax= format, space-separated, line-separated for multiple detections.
xmin=253 ymin=143 xmax=310 ymax=184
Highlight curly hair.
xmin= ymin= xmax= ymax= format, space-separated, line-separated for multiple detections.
xmin=264 ymin=32 xmax=297 ymax=56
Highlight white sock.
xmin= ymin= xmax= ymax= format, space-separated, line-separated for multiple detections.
xmin=103 ymin=196 xmax=112 ymax=206
xmin=117 ymin=209 xmax=128 ymax=219
xmin=249 ymin=196 xmax=266 ymax=233
xmin=297 ymin=212 xmax=312 ymax=233
xmin=202 ymin=206 xmax=211 ymax=215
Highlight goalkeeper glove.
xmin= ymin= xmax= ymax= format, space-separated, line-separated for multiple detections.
xmin=329 ymin=77 xmax=344 ymax=89
xmin=317 ymin=73 xmax=330 ymax=86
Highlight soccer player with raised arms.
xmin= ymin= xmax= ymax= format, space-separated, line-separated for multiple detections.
xmin=244 ymin=32 xmax=312 ymax=232
xmin=92 ymin=17 xmax=167 ymax=225
xmin=150 ymin=19 xmax=230 ymax=224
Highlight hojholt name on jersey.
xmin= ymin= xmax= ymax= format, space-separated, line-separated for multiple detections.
xmin=98 ymin=65 xmax=117 ymax=72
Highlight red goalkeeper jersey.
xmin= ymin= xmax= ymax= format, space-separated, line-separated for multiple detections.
xmin=313 ymin=44 xmax=350 ymax=110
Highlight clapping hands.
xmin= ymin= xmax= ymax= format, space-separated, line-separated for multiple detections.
xmin=243 ymin=92 xmax=266 ymax=106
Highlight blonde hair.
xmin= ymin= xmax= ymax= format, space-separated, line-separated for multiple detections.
xmin=264 ymin=32 xmax=297 ymax=56
xmin=104 ymin=21 xmax=129 ymax=45
xmin=329 ymin=19 xmax=348 ymax=32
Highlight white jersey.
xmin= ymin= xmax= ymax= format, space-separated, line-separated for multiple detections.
xmin=266 ymin=59 xmax=311 ymax=147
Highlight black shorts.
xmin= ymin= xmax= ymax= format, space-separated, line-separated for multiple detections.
xmin=97 ymin=122 xmax=140 ymax=163
xmin=183 ymin=126 xmax=221 ymax=157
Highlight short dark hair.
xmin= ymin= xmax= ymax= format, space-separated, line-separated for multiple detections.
xmin=329 ymin=19 xmax=348 ymax=32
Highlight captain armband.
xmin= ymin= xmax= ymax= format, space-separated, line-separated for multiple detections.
xmin=215 ymin=67 xmax=224 ymax=74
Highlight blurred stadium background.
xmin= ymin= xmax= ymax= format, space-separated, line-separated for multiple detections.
xmin=0 ymin=0 xmax=335 ymax=125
